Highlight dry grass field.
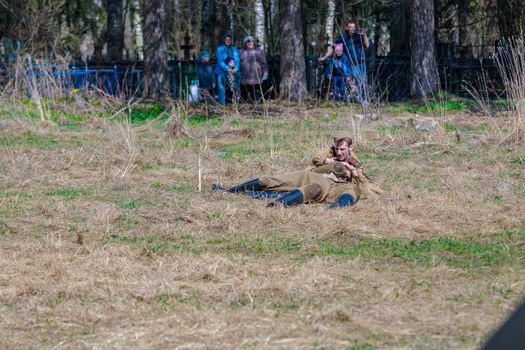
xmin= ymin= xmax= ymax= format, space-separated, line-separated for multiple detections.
xmin=0 ymin=99 xmax=524 ymax=349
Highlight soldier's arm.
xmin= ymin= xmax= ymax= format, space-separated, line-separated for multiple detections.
xmin=312 ymin=148 xmax=333 ymax=166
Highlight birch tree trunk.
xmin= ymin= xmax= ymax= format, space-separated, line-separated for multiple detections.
xmin=410 ymin=0 xmax=438 ymax=97
xmin=106 ymin=0 xmax=124 ymax=62
xmin=324 ymin=0 xmax=335 ymax=44
xmin=142 ymin=0 xmax=170 ymax=101
xmin=255 ymin=0 xmax=265 ymax=48
xmin=279 ymin=0 xmax=307 ymax=102
xmin=123 ymin=0 xmax=135 ymax=59
xmin=132 ymin=0 xmax=144 ymax=60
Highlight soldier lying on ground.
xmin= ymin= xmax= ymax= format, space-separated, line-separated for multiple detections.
xmin=309 ymin=131 xmax=383 ymax=198
xmin=212 ymin=134 xmax=378 ymax=208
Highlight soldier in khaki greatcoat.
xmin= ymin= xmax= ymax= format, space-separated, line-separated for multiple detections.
xmin=310 ymin=131 xmax=383 ymax=198
xmin=212 ymin=135 xmax=365 ymax=208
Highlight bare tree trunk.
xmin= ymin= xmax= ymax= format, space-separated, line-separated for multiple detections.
xmin=132 ymin=0 xmax=144 ymax=60
xmin=123 ymin=0 xmax=135 ymax=59
xmin=497 ymin=0 xmax=525 ymax=39
xmin=201 ymin=0 xmax=215 ymax=50
xmin=255 ymin=0 xmax=265 ymax=48
xmin=458 ymin=1 xmax=475 ymax=57
xmin=325 ymin=0 xmax=335 ymax=44
xmin=389 ymin=0 xmax=409 ymax=54
xmin=279 ymin=0 xmax=307 ymax=102
xmin=410 ymin=0 xmax=438 ymax=97
xmin=264 ymin=0 xmax=277 ymax=54
xmin=142 ymin=0 xmax=170 ymax=101
xmin=106 ymin=0 xmax=124 ymax=62
xmin=214 ymin=0 xmax=230 ymax=45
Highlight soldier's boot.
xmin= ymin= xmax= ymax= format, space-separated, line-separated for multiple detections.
xmin=211 ymin=183 xmax=226 ymax=191
xmin=328 ymin=193 xmax=355 ymax=209
xmin=266 ymin=189 xmax=304 ymax=207
xmin=225 ymin=178 xmax=261 ymax=193
xmin=244 ymin=190 xmax=284 ymax=199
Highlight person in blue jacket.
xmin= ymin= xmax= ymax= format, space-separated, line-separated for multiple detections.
xmin=214 ymin=34 xmax=240 ymax=105
xmin=324 ymin=43 xmax=351 ymax=101
xmin=319 ymin=19 xmax=369 ymax=103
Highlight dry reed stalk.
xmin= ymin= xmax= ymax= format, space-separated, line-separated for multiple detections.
xmin=106 ymin=121 xmax=139 ymax=179
xmin=166 ymin=103 xmax=192 ymax=138
xmin=495 ymin=38 xmax=525 ymax=143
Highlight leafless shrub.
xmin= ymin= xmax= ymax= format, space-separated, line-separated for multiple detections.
xmin=106 ymin=121 xmax=139 ymax=179
xmin=166 ymin=103 xmax=192 ymax=138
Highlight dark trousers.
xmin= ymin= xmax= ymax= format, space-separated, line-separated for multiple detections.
xmin=241 ymin=84 xmax=263 ymax=103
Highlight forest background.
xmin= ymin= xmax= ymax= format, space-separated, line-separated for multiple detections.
xmin=1 ymin=0 xmax=524 ymax=100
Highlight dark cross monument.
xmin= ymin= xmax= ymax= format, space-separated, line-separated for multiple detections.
xmin=180 ymin=32 xmax=194 ymax=63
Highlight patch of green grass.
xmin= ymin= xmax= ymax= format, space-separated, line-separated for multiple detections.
xmin=360 ymin=149 xmax=413 ymax=162
xmin=387 ymin=100 xmax=469 ymax=114
xmin=218 ymin=142 xmax=267 ymax=160
xmin=2 ymin=131 xmax=59 ymax=149
xmin=426 ymin=100 xmax=468 ymax=113
xmin=45 ymin=187 xmax=89 ymax=199
xmin=166 ymin=183 xmax=192 ymax=192
xmin=496 ymin=171 xmax=520 ymax=180
xmin=0 ymin=221 xmax=14 ymax=235
xmin=187 ymin=114 xmax=223 ymax=127
xmin=229 ymin=118 xmax=242 ymax=126
xmin=271 ymin=300 xmax=300 ymax=310
xmin=344 ymin=342 xmax=377 ymax=350
xmin=488 ymin=99 xmax=514 ymax=111
xmin=102 ymin=228 xmax=524 ymax=269
xmin=317 ymin=233 xmax=524 ymax=269
xmin=116 ymin=199 xmax=139 ymax=209
xmin=150 ymin=181 xmax=192 ymax=192
xmin=0 ymin=189 xmax=32 ymax=200
xmin=127 ymin=104 xmax=166 ymax=124
xmin=443 ymin=122 xmax=488 ymax=133
xmin=510 ymin=154 xmax=525 ymax=165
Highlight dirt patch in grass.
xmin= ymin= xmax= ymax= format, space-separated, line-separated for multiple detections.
xmin=0 ymin=102 xmax=524 ymax=349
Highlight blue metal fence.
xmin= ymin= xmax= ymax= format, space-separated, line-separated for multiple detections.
xmin=6 ymin=55 xmax=504 ymax=101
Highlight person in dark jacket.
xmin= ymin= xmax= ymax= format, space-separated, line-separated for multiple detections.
xmin=324 ymin=43 xmax=351 ymax=101
xmin=214 ymin=34 xmax=240 ymax=105
xmin=319 ymin=18 xmax=369 ymax=103
xmin=239 ymin=35 xmax=268 ymax=103
xmin=197 ymin=51 xmax=215 ymax=100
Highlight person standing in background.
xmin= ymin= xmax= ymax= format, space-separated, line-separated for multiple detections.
xmin=214 ymin=34 xmax=240 ymax=105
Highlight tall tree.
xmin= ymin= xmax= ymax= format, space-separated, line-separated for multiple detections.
xmin=214 ymin=0 xmax=230 ymax=45
xmin=279 ymin=0 xmax=307 ymax=101
xmin=106 ymin=0 xmax=124 ymax=62
xmin=497 ymin=0 xmax=524 ymax=39
xmin=201 ymin=0 xmax=216 ymax=50
xmin=255 ymin=0 xmax=265 ymax=48
xmin=389 ymin=0 xmax=409 ymax=54
xmin=142 ymin=0 xmax=170 ymax=101
xmin=410 ymin=0 xmax=438 ymax=97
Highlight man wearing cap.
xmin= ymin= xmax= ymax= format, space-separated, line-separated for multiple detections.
xmin=312 ymin=130 xmax=360 ymax=168
xmin=212 ymin=135 xmax=362 ymax=208
xmin=215 ymin=34 xmax=240 ymax=105
xmin=239 ymin=35 xmax=269 ymax=103
xmin=311 ymin=131 xmax=383 ymax=198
